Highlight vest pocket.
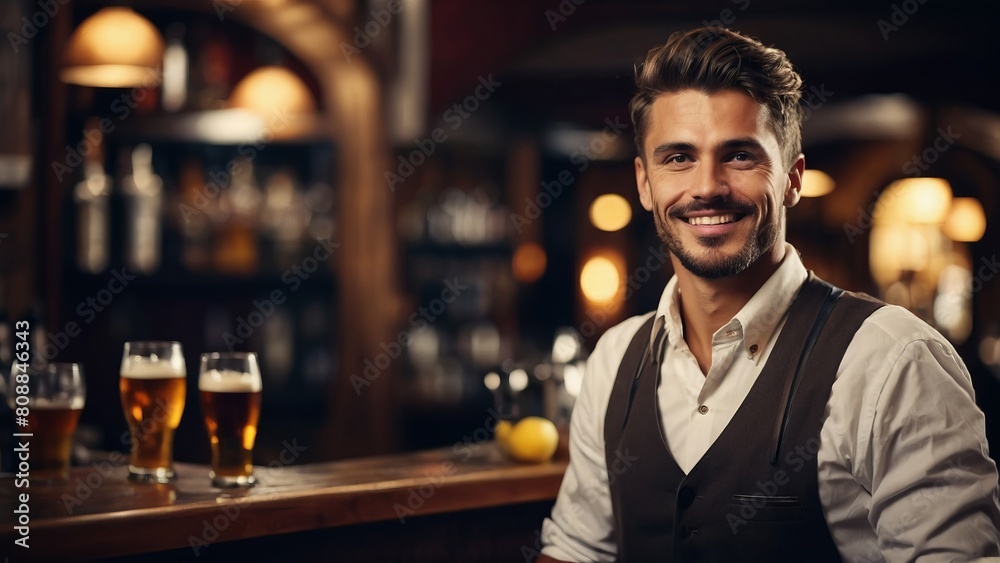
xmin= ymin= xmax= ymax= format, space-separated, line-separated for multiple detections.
xmin=728 ymin=495 xmax=804 ymax=522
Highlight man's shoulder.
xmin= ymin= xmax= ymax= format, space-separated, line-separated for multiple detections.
xmin=583 ymin=313 xmax=656 ymax=388
xmin=592 ymin=312 xmax=657 ymax=360
xmin=855 ymin=302 xmax=951 ymax=350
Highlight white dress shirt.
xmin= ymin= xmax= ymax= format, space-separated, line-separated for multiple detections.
xmin=541 ymin=244 xmax=1000 ymax=562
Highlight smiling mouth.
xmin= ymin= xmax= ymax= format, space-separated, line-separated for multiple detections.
xmin=684 ymin=213 xmax=745 ymax=226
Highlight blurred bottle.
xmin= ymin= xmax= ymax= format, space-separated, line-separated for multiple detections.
xmin=73 ymin=118 xmax=111 ymax=273
xmin=190 ymin=30 xmax=231 ymax=111
xmin=261 ymin=169 xmax=308 ymax=271
xmin=122 ymin=144 xmax=164 ymax=274
xmin=161 ymin=23 xmax=189 ymax=113
xmin=174 ymin=159 xmax=212 ymax=271
xmin=213 ymin=158 xmax=260 ymax=274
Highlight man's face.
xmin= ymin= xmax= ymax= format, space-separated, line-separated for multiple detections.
xmin=634 ymin=89 xmax=804 ymax=280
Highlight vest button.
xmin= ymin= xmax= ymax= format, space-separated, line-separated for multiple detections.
xmin=678 ymin=486 xmax=696 ymax=508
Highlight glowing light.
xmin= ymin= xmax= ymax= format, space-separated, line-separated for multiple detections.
xmin=228 ymin=66 xmax=316 ymax=117
xmin=512 ymin=242 xmax=547 ymax=283
xmin=800 ymin=169 xmax=835 ymax=197
xmin=589 ymin=194 xmax=632 ymax=231
xmin=580 ymin=256 xmax=620 ymax=303
xmin=942 ymin=197 xmax=986 ymax=242
xmin=878 ymin=177 xmax=953 ymax=225
xmin=509 ymin=369 xmax=529 ymax=392
xmin=62 ymin=8 xmax=165 ymax=88
xmin=483 ymin=372 xmax=500 ymax=391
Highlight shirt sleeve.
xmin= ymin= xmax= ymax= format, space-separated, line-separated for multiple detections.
xmin=866 ymin=335 xmax=1000 ymax=561
xmin=541 ymin=317 xmax=649 ymax=562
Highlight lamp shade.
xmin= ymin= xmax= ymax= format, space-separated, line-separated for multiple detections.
xmin=942 ymin=197 xmax=987 ymax=242
xmin=228 ymin=66 xmax=316 ymax=117
xmin=62 ymin=8 xmax=164 ymax=88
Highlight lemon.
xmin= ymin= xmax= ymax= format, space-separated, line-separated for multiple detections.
xmin=495 ymin=420 xmax=514 ymax=454
xmin=505 ymin=416 xmax=559 ymax=463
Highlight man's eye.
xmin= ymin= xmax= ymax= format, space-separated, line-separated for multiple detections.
xmin=732 ymin=152 xmax=752 ymax=161
xmin=666 ymin=154 xmax=690 ymax=164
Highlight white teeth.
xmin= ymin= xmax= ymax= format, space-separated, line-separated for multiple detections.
xmin=687 ymin=214 xmax=737 ymax=226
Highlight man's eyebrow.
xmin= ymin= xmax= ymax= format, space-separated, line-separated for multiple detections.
xmin=651 ymin=142 xmax=695 ymax=157
xmin=720 ymin=138 xmax=767 ymax=152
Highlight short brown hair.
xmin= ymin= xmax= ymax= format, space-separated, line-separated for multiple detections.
xmin=629 ymin=27 xmax=803 ymax=169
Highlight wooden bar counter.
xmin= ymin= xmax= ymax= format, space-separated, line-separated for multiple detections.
xmin=0 ymin=443 xmax=566 ymax=562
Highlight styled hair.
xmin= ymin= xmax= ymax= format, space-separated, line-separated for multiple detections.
xmin=629 ymin=27 xmax=804 ymax=169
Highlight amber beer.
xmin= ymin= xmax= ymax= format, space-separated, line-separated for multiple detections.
xmin=26 ymin=401 xmax=84 ymax=481
xmin=120 ymin=342 xmax=187 ymax=482
xmin=199 ymin=367 xmax=262 ymax=487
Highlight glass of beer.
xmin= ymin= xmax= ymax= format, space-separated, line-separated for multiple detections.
xmin=199 ymin=352 xmax=262 ymax=487
xmin=119 ymin=341 xmax=187 ymax=482
xmin=9 ymin=362 xmax=86 ymax=481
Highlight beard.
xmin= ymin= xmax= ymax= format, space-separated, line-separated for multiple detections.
xmin=653 ymin=197 xmax=779 ymax=280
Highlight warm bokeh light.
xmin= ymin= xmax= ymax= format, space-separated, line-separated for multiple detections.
xmin=942 ymin=197 xmax=987 ymax=242
xmin=512 ymin=242 xmax=547 ymax=283
xmin=589 ymin=194 xmax=632 ymax=231
xmin=800 ymin=169 xmax=835 ymax=197
xmin=61 ymin=8 xmax=165 ymax=88
xmin=229 ymin=66 xmax=316 ymax=116
xmin=877 ymin=177 xmax=953 ymax=225
xmin=580 ymin=256 xmax=621 ymax=303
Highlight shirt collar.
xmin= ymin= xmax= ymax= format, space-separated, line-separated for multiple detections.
xmin=651 ymin=243 xmax=808 ymax=365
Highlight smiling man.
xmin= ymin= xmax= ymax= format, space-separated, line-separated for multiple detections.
xmin=538 ymin=28 xmax=1000 ymax=562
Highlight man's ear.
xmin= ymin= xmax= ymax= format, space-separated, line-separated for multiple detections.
xmin=784 ymin=154 xmax=805 ymax=208
xmin=635 ymin=156 xmax=653 ymax=211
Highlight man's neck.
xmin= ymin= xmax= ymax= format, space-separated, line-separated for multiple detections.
xmin=674 ymin=244 xmax=787 ymax=374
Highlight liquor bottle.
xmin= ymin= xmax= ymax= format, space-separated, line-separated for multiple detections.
xmin=73 ymin=118 xmax=111 ymax=273
xmin=213 ymin=158 xmax=260 ymax=274
xmin=175 ymin=159 xmax=212 ymax=271
xmin=161 ymin=23 xmax=189 ymax=113
xmin=121 ymin=144 xmax=164 ymax=274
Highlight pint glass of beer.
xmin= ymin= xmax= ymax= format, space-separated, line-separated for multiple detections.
xmin=199 ymin=352 xmax=262 ymax=487
xmin=9 ymin=362 xmax=86 ymax=481
xmin=120 ymin=341 xmax=187 ymax=482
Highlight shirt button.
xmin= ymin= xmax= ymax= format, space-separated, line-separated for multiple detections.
xmin=698 ymin=405 xmax=709 ymax=415
xmin=749 ymin=344 xmax=759 ymax=354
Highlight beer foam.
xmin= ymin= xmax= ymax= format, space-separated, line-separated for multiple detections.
xmin=199 ymin=369 xmax=262 ymax=393
xmin=121 ymin=358 xmax=187 ymax=379
xmin=31 ymin=397 xmax=85 ymax=410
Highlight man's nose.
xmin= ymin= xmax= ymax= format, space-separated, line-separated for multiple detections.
xmin=690 ymin=163 xmax=730 ymax=200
